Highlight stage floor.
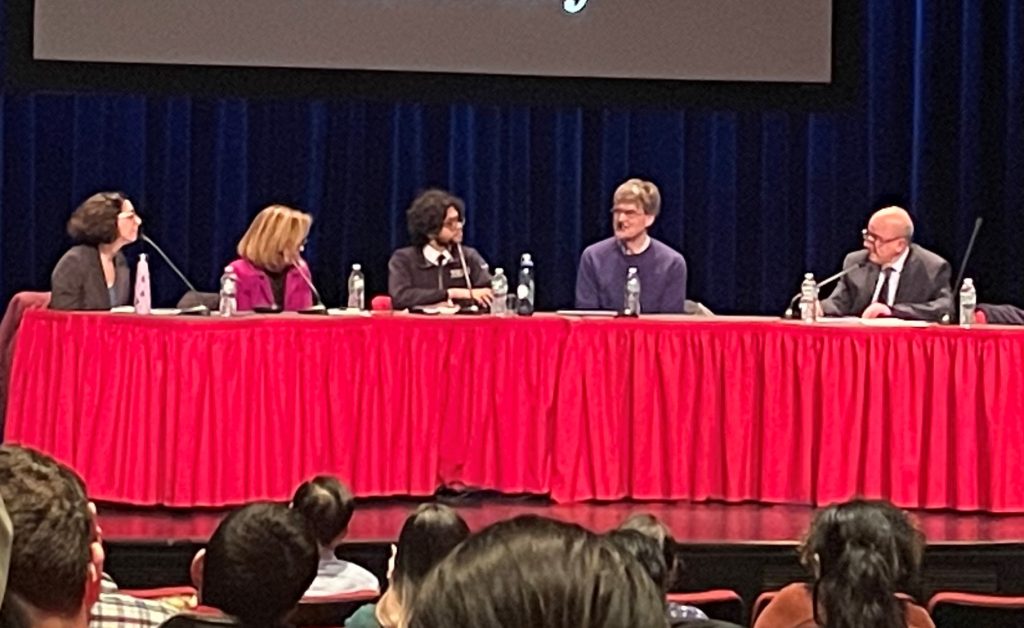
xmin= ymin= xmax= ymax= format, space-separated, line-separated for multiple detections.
xmin=98 ymin=498 xmax=1024 ymax=545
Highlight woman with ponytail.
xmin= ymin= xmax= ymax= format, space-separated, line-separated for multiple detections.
xmin=755 ymin=499 xmax=934 ymax=628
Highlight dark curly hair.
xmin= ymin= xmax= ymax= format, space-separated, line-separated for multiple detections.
xmin=406 ymin=189 xmax=464 ymax=247
xmin=66 ymin=191 xmax=129 ymax=245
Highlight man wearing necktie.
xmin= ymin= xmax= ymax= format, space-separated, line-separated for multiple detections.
xmin=820 ymin=206 xmax=952 ymax=320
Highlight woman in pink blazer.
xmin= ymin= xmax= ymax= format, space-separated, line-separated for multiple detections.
xmin=228 ymin=205 xmax=316 ymax=311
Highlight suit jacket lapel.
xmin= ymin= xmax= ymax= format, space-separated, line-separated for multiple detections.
xmin=892 ymin=246 xmax=917 ymax=304
xmin=853 ymin=264 xmax=880 ymax=314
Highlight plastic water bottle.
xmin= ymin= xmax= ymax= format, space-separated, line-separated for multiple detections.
xmin=959 ymin=278 xmax=977 ymax=329
xmin=134 ymin=253 xmax=151 ymax=314
xmin=491 ymin=268 xmax=509 ymax=316
xmin=799 ymin=273 xmax=818 ymax=323
xmin=347 ymin=264 xmax=365 ymax=310
xmin=219 ymin=265 xmax=238 ymax=317
xmin=516 ymin=253 xmax=535 ymax=316
xmin=623 ymin=267 xmax=641 ymax=316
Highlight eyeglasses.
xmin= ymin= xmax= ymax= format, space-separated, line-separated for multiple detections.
xmin=443 ymin=217 xmax=464 ymax=228
xmin=611 ymin=207 xmax=645 ymax=219
xmin=861 ymin=228 xmax=905 ymax=245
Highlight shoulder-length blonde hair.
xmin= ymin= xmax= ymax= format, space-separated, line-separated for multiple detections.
xmin=237 ymin=205 xmax=312 ymax=272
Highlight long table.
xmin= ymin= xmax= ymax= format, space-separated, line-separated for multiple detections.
xmin=5 ymin=310 xmax=1024 ymax=511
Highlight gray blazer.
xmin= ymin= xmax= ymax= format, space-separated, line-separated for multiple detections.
xmin=50 ymin=244 xmax=131 ymax=310
xmin=820 ymin=244 xmax=952 ymax=321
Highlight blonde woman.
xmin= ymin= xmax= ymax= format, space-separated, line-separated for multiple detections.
xmin=228 ymin=205 xmax=315 ymax=311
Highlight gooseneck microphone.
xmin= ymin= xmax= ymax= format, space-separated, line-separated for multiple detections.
xmin=943 ymin=217 xmax=984 ymax=324
xmin=784 ymin=261 xmax=869 ymax=319
xmin=455 ymin=242 xmax=481 ymax=313
xmin=139 ymin=232 xmax=209 ymax=314
xmin=292 ymin=261 xmax=328 ymax=314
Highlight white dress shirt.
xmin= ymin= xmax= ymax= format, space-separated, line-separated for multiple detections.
xmin=871 ymin=247 xmax=910 ymax=306
xmin=422 ymin=244 xmax=453 ymax=266
xmin=304 ymin=549 xmax=380 ymax=598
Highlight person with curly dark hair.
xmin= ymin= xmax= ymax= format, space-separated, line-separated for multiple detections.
xmin=387 ymin=189 xmax=493 ymax=311
xmin=50 ymin=191 xmax=141 ymax=310
xmin=754 ymin=499 xmax=933 ymax=628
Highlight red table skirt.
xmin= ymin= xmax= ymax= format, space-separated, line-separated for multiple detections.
xmin=6 ymin=310 xmax=1024 ymax=511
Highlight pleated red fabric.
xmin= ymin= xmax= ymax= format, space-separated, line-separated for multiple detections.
xmin=6 ymin=311 xmax=1024 ymax=511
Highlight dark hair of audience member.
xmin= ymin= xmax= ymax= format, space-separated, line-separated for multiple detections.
xmin=405 ymin=515 xmax=668 ymax=628
xmin=202 ymin=502 xmax=319 ymax=627
xmin=291 ymin=475 xmax=355 ymax=548
xmin=605 ymin=529 xmax=669 ymax=597
xmin=618 ymin=513 xmax=681 ymax=591
xmin=391 ymin=503 xmax=470 ymax=605
xmin=0 ymin=445 xmax=94 ymax=619
xmin=405 ymin=189 xmax=465 ymax=247
xmin=800 ymin=499 xmax=925 ymax=628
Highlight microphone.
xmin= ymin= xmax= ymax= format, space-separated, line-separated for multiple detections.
xmin=455 ymin=243 xmax=481 ymax=314
xmin=292 ymin=261 xmax=328 ymax=314
xmin=943 ymin=217 xmax=984 ymax=325
xmin=784 ymin=261 xmax=869 ymax=319
xmin=139 ymin=232 xmax=209 ymax=315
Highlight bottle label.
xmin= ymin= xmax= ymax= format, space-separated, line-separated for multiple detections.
xmin=517 ymin=284 xmax=530 ymax=300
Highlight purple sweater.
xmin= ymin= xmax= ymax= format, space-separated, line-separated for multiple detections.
xmin=575 ymin=237 xmax=687 ymax=314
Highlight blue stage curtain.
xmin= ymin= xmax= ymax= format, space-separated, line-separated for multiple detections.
xmin=1 ymin=2 xmax=1022 ymax=312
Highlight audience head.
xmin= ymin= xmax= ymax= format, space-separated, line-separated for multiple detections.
xmin=605 ymin=529 xmax=668 ymax=597
xmin=390 ymin=504 xmax=469 ymax=607
xmin=618 ymin=513 xmax=680 ymax=591
xmin=193 ymin=502 xmax=318 ymax=627
xmin=405 ymin=515 xmax=667 ymax=628
xmin=236 ymin=204 xmax=312 ymax=272
xmin=612 ymin=178 xmax=660 ymax=242
xmin=290 ymin=475 xmax=355 ymax=549
xmin=0 ymin=445 xmax=103 ymax=628
xmin=863 ymin=205 xmax=913 ymax=266
xmin=800 ymin=499 xmax=925 ymax=628
xmin=405 ymin=189 xmax=465 ymax=248
xmin=66 ymin=191 xmax=141 ymax=248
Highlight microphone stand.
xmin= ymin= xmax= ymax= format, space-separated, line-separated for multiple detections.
xmin=784 ymin=262 xmax=867 ymax=319
xmin=140 ymin=233 xmax=209 ymax=315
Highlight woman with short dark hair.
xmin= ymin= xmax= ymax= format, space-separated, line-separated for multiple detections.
xmin=50 ymin=191 xmax=141 ymax=310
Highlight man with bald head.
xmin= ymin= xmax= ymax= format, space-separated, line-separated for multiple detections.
xmin=820 ymin=206 xmax=952 ymax=320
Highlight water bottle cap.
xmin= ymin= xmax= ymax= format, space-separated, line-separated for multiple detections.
xmin=139 ymin=253 xmax=147 ymax=261
xmin=521 ymin=253 xmax=532 ymax=263
xmin=627 ymin=266 xmax=638 ymax=273
xmin=804 ymin=272 xmax=814 ymax=279
xmin=352 ymin=263 xmax=362 ymax=271
xmin=494 ymin=267 xmax=504 ymax=275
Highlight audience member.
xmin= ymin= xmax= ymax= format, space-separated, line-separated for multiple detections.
xmin=0 ymin=445 xmax=104 ymax=628
xmin=228 ymin=205 xmax=316 ymax=311
xmin=345 ymin=504 xmax=468 ymax=628
xmin=291 ymin=476 xmax=379 ymax=598
xmin=754 ymin=499 xmax=933 ymax=628
xmin=50 ymin=192 xmax=140 ymax=310
xmin=184 ymin=503 xmax=318 ymax=628
xmin=606 ymin=528 xmax=708 ymax=624
xmin=404 ymin=514 xmax=668 ymax=628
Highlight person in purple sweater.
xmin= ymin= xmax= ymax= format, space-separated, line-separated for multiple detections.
xmin=575 ymin=178 xmax=687 ymax=313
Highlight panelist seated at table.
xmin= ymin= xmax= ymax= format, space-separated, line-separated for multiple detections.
xmin=820 ymin=206 xmax=952 ymax=321
xmin=228 ymin=204 xmax=316 ymax=311
xmin=575 ymin=178 xmax=687 ymax=314
xmin=51 ymin=191 xmax=141 ymax=311
xmin=388 ymin=189 xmax=493 ymax=311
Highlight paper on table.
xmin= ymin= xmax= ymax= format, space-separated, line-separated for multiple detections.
xmin=327 ymin=308 xmax=372 ymax=317
xmin=858 ymin=318 xmax=932 ymax=328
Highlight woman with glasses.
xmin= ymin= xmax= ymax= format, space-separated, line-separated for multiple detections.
xmin=227 ymin=204 xmax=316 ymax=311
xmin=50 ymin=191 xmax=141 ymax=310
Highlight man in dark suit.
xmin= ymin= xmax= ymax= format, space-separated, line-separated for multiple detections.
xmin=821 ymin=206 xmax=952 ymax=321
